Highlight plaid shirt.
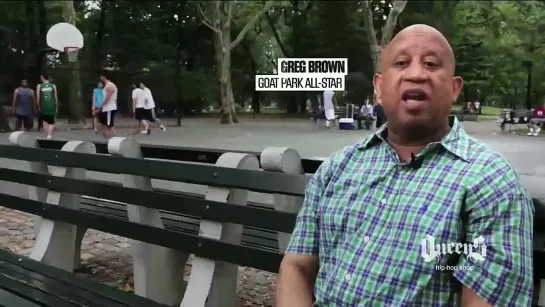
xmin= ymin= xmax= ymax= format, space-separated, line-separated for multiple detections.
xmin=286 ymin=117 xmax=534 ymax=306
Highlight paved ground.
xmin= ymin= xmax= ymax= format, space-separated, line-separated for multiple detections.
xmin=0 ymin=118 xmax=544 ymax=306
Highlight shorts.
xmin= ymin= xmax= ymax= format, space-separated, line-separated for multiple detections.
xmin=15 ymin=115 xmax=33 ymax=130
xmin=134 ymin=108 xmax=148 ymax=121
xmin=135 ymin=108 xmax=153 ymax=121
xmin=41 ymin=114 xmax=55 ymax=125
xmin=98 ymin=110 xmax=116 ymax=128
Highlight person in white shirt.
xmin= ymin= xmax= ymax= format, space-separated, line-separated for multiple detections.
xmin=140 ymin=82 xmax=166 ymax=131
xmin=132 ymin=83 xmax=150 ymax=134
xmin=357 ymin=100 xmax=374 ymax=130
xmin=323 ymin=89 xmax=335 ymax=128
xmin=98 ymin=72 xmax=118 ymax=138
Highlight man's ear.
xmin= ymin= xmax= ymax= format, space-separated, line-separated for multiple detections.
xmin=452 ymin=76 xmax=463 ymax=104
xmin=372 ymin=74 xmax=382 ymax=105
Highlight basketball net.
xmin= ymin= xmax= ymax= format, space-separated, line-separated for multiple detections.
xmin=64 ymin=47 xmax=79 ymax=62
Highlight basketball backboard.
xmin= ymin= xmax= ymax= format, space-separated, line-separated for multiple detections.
xmin=46 ymin=22 xmax=83 ymax=61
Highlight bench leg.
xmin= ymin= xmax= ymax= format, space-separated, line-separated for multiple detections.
xmin=73 ymin=226 xmax=87 ymax=270
xmin=260 ymin=147 xmax=305 ymax=253
xmin=181 ymin=152 xmax=259 ymax=307
xmin=8 ymin=132 xmax=50 ymax=239
xmin=29 ymin=140 xmax=96 ymax=272
xmin=539 ymin=280 xmax=545 ymax=306
xmin=109 ymin=137 xmax=188 ymax=306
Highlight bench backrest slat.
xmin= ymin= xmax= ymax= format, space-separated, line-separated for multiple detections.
xmin=38 ymin=139 xmax=326 ymax=173
xmin=0 ymin=167 xmax=297 ymax=233
xmin=0 ymin=145 xmax=309 ymax=196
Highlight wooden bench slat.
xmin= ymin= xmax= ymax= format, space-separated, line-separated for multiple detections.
xmin=0 ymin=250 xmax=166 ymax=307
xmin=80 ymin=206 xmax=280 ymax=251
xmin=0 ymin=193 xmax=284 ymax=273
xmin=37 ymin=139 xmax=325 ymax=174
xmin=0 ymin=145 xmax=308 ymax=196
xmin=0 ymin=274 xmax=73 ymax=307
xmin=0 ymin=262 xmax=125 ymax=307
xmin=0 ymin=168 xmax=297 ymax=233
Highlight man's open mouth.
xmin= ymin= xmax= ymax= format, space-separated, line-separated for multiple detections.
xmin=401 ymin=89 xmax=429 ymax=103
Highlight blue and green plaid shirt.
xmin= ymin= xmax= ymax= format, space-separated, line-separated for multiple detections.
xmin=286 ymin=118 xmax=534 ymax=306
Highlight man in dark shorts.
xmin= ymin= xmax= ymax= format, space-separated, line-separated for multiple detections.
xmin=36 ymin=74 xmax=58 ymax=139
xmin=12 ymin=79 xmax=36 ymax=131
xmin=131 ymin=83 xmax=150 ymax=134
xmin=96 ymin=71 xmax=118 ymax=138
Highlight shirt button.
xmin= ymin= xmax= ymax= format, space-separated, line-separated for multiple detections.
xmin=381 ymin=199 xmax=386 ymax=205
xmin=345 ymin=274 xmax=351 ymax=281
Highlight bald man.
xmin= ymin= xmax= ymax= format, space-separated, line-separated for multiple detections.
xmin=276 ymin=25 xmax=534 ymax=306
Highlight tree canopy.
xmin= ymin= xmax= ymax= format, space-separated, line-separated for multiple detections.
xmin=1 ymin=0 xmax=544 ymax=125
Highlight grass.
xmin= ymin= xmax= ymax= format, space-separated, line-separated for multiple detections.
xmin=451 ymin=105 xmax=502 ymax=116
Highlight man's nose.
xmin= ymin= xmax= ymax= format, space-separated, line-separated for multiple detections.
xmin=403 ymin=62 xmax=429 ymax=82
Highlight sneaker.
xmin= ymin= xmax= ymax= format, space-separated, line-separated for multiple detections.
xmin=140 ymin=130 xmax=148 ymax=134
xmin=160 ymin=125 xmax=166 ymax=131
xmin=46 ymin=135 xmax=52 ymax=139
xmin=527 ymin=128 xmax=534 ymax=136
xmin=533 ymin=128 xmax=542 ymax=136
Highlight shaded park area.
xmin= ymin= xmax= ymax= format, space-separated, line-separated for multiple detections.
xmin=1 ymin=1 xmax=545 ymax=129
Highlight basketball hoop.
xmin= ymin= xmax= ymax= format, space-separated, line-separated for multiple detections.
xmin=64 ymin=46 xmax=79 ymax=62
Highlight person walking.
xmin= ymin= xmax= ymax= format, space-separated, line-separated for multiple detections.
xmin=12 ymin=79 xmax=36 ymax=131
xmin=92 ymin=81 xmax=104 ymax=133
xmin=141 ymin=82 xmax=166 ymax=131
xmin=36 ymin=74 xmax=58 ymax=139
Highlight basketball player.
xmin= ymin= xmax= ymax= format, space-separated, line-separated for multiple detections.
xmin=131 ymin=84 xmax=150 ymax=134
xmin=36 ymin=74 xmax=58 ymax=139
xmin=140 ymin=82 xmax=166 ymax=131
xmin=12 ymin=79 xmax=36 ymax=131
xmin=97 ymin=72 xmax=118 ymax=138
xmin=92 ymin=81 xmax=104 ymax=133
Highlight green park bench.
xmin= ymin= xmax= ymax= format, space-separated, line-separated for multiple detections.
xmin=0 ymin=132 xmax=308 ymax=307
xmin=1 ymin=134 xmax=545 ymax=306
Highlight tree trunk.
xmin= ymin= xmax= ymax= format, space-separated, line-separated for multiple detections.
xmin=362 ymin=0 xmax=408 ymax=73
xmin=309 ymin=93 xmax=319 ymax=114
xmin=61 ymin=0 xmax=84 ymax=123
xmin=214 ymin=30 xmax=238 ymax=124
xmin=95 ymin=0 xmax=107 ymax=66
xmin=0 ymin=106 xmax=12 ymax=132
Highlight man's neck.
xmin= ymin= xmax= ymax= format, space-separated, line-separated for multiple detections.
xmin=386 ymin=124 xmax=451 ymax=162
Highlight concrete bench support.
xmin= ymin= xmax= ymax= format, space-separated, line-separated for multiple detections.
xmin=20 ymin=136 xmax=96 ymax=272
xmin=9 ymin=132 xmax=50 ymax=237
xmin=260 ymin=147 xmax=304 ymax=252
xmin=181 ymin=152 xmax=259 ymax=307
xmin=108 ymin=137 xmax=188 ymax=306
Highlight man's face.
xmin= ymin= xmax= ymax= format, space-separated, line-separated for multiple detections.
xmin=373 ymin=29 xmax=463 ymax=131
xmin=100 ymin=75 xmax=106 ymax=83
xmin=21 ymin=80 xmax=27 ymax=88
xmin=98 ymin=82 xmax=103 ymax=88
xmin=140 ymin=83 xmax=145 ymax=89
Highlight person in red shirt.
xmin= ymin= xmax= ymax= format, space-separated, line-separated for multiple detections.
xmin=528 ymin=105 xmax=545 ymax=136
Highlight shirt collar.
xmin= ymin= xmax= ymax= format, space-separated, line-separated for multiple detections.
xmin=357 ymin=116 xmax=471 ymax=162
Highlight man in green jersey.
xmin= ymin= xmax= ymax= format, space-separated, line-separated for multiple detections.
xmin=36 ymin=74 xmax=58 ymax=139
